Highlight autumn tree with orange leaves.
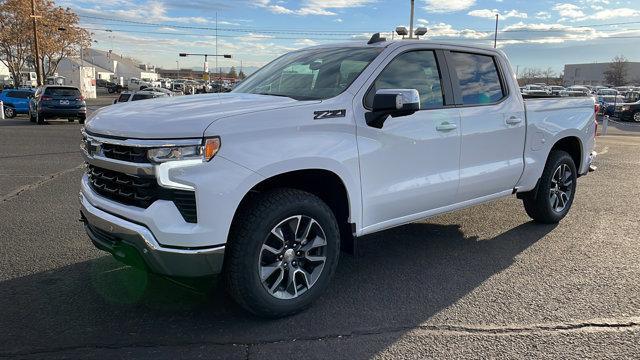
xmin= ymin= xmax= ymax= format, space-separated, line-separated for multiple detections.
xmin=0 ymin=0 xmax=89 ymax=86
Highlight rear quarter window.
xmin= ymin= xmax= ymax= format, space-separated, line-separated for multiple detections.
xmin=450 ymin=52 xmax=505 ymax=105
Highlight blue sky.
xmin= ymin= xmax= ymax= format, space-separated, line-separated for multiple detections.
xmin=61 ymin=0 xmax=640 ymax=74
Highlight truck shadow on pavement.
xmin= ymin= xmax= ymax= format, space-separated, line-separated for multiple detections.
xmin=0 ymin=220 xmax=556 ymax=357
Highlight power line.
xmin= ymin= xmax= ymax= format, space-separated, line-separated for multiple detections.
xmin=83 ymin=26 xmax=640 ymax=42
xmin=79 ymin=14 xmax=640 ymax=34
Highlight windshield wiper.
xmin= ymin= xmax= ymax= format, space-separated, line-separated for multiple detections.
xmin=254 ymin=92 xmax=294 ymax=99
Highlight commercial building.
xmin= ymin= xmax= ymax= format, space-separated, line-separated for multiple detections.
xmin=564 ymin=62 xmax=640 ymax=86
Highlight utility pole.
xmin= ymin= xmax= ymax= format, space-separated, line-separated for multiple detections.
xmin=30 ymin=0 xmax=43 ymax=86
xmin=493 ymin=14 xmax=499 ymax=48
xmin=215 ymin=12 xmax=219 ymax=90
xmin=176 ymin=60 xmax=180 ymax=78
xmin=409 ymin=0 xmax=415 ymax=39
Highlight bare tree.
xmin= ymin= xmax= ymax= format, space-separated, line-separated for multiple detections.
xmin=0 ymin=0 xmax=90 ymax=85
xmin=39 ymin=3 xmax=90 ymax=78
xmin=603 ymin=55 xmax=628 ymax=86
xmin=0 ymin=0 xmax=32 ymax=86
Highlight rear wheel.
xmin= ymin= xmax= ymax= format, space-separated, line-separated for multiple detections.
xmin=36 ymin=112 xmax=45 ymax=125
xmin=633 ymin=111 xmax=640 ymax=123
xmin=29 ymin=111 xmax=36 ymax=122
xmin=67 ymin=118 xmax=75 ymax=123
xmin=225 ymin=188 xmax=340 ymax=318
xmin=78 ymin=116 xmax=85 ymax=124
xmin=522 ymin=150 xmax=577 ymax=223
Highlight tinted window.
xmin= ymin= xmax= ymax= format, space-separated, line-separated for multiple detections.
xmin=117 ymin=94 xmax=130 ymax=102
xmin=450 ymin=52 xmax=504 ymax=105
xmin=131 ymin=94 xmax=155 ymax=101
xmin=44 ymin=87 xmax=80 ymax=97
xmin=365 ymin=50 xmax=444 ymax=109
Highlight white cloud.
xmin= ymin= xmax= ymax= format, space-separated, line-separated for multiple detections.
xmin=582 ymin=8 xmax=640 ymax=20
xmin=553 ymin=3 xmax=586 ymax=19
xmin=294 ymin=38 xmax=320 ymax=46
xmin=553 ymin=3 xmax=640 ymax=21
xmin=535 ymin=11 xmax=551 ymax=19
xmin=428 ymin=22 xmax=491 ymax=39
xmin=423 ymin=0 xmax=476 ymax=13
xmin=468 ymin=9 xmax=528 ymax=19
xmin=257 ymin=0 xmax=376 ymax=16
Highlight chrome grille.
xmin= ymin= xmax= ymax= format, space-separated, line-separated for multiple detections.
xmin=100 ymin=143 xmax=149 ymax=163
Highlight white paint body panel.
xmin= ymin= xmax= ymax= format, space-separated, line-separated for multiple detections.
xmin=82 ymin=41 xmax=596 ymax=248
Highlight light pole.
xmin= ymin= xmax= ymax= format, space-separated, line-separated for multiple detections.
xmin=179 ymin=53 xmax=231 ymax=91
xmin=176 ymin=61 xmax=180 ymax=78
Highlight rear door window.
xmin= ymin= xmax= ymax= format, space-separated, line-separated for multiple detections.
xmin=450 ymin=52 xmax=505 ymax=105
xmin=117 ymin=94 xmax=130 ymax=102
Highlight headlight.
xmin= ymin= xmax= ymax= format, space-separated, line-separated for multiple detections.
xmin=147 ymin=137 xmax=220 ymax=163
xmin=620 ymin=106 xmax=630 ymax=111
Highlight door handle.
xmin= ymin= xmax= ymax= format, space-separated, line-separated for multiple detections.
xmin=436 ymin=122 xmax=457 ymax=131
xmin=506 ymin=116 xmax=523 ymax=125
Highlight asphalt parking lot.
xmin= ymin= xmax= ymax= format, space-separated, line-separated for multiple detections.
xmin=1 ymin=112 xmax=639 ymax=359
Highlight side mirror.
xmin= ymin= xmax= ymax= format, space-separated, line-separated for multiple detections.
xmin=366 ymin=89 xmax=420 ymax=128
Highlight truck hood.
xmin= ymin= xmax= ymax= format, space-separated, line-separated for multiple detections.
xmin=86 ymin=93 xmax=318 ymax=139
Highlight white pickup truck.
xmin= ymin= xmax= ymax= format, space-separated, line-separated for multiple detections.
xmin=80 ymin=37 xmax=597 ymax=317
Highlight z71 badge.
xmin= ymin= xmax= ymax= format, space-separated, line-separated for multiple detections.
xmin=313 ymin=109 xmax=346 ymax=120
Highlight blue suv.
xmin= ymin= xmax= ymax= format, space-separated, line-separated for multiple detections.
xmin=0 ymin=89 xmax=34 ymax=118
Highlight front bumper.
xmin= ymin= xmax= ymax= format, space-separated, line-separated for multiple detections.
xmin=80 ymin=192 xmax=225 ymax=277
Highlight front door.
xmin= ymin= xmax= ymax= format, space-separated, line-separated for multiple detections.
xmin=355 ymin=49 xmax=462 ymax=232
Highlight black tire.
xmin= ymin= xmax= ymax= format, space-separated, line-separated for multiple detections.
xmin=522 ymin=150 xmax=577 ymax=224
xmin=78 ymin=117 xmax=85 ymax=124
xmin=36 ymin=112 xmax=45 ymax=125
xmin=633 ymin=111 xmax=640 ymax=123
xmin=4 ymin=106 xmax=16 ymax=118
xmin=67 ymin=118 xmax=75 ymax=123
xmin=225 ymin=188 xmax=340 ymax=318
xmin=29 ymin=111 xmax=36 ymax=122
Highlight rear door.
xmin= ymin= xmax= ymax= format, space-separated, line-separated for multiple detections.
xmin=447 ymin=51 xmax=526 ymax=202
xmin=355 ymin=47 xmax=462 ymax=231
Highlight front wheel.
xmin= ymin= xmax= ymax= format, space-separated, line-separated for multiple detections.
xmin=633 ymin=111 xmax=640 ymax=123
xmin=225 ymin=189 xmax=340 ymax=318
xmin=4 ymin=106 xmax=16 ymax=118
xmin=522 ymin=150 xmax=577 ymax=223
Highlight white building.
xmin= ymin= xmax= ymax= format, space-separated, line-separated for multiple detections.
xmin=84 ymin=48 xmax=158 ymax=85
xmin=54 ymin=58 xmax=99 ymax=99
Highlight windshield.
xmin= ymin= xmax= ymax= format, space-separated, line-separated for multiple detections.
xmin=232 ymin=47 xmax=382 ymax=100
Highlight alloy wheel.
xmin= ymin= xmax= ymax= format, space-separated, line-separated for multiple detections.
xmin=258 ymin=215 xmax=327 ymax=300
xmin=634 ymin=112 xmax=640 ymax=122
xmin=4 ymin=107 xmax=14 ymax=118
xmin=549 ymin=164 xmax=573 ymax=213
